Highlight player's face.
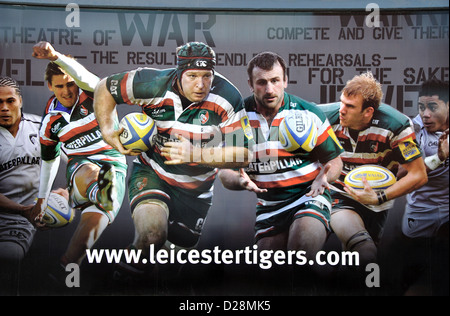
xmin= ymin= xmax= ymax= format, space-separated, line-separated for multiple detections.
xmin=179 ymin=70 xmax=214 ymax=103
xmin=418 ymin=95 xmax=449 ymax=133
xmin=0 ymin=86 xmax=22 ymax=133
xmin=339 ymin=93 xmax=373 ymax=130
xmin=249 ymin=62 xmax=287 ymax=111
xmin=48 ymin=74 xmax=79 ymax=108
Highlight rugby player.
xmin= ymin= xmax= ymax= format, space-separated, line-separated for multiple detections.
xmin=31 ymin=42 xmax=128 ymax=274
xmin=320 ymin=72 xmax=427 ymax=271
xmin=395 ymin=79 xmax=449 ymax=295
xmin=219 ymin=52 xmax=343 ymax=255
xmin=93 ymin=42 xmax=253 ymax=279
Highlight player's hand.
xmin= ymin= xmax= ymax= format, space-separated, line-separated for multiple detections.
xmin=29 ymin=198 xmax=48 ymax=228
xmin=52 ymin=187 xmax=70 ymax=200
xmin=438 ymin=128 xmax=449 ymax=161
xmin=104 ymin=126 xmax=140 ymax=156
xmin=306 ymin=163 xmax=331 ymax=197
xmin=20 ymin=204 xmax=38 ymax=225
xmin=239 ymin=168 xmax=267 ymax=193
xmin=343 ymin=176 xmax=378 ymax=205
xmin=32 ymin=41 xmax=58 ymax=61
xmin=161 ymin=134 xmax=194 ymax=164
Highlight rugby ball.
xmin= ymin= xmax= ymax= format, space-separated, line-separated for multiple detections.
xmin=119 ymin=112 xmax=157 ymax=152
xmin=278 ymin=111 xmax=318 ymax=153
xmin=43 ymin=192 xmax=75 ymax=228
xmin=344 ymin=165 xmax=397 ymax=191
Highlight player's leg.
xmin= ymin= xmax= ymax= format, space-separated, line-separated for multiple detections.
xmin=62 ymin=162 xmax=122 ymax=265
xmin=73 ymin=162 xmax=117 ymax=212
xmin=62 ymin=210 xmax=109 ymax=265
xmin=255 ymin=232 xmax=291 ymax=294
xmin=0 ymin=214 xmax=35 ymax=294
xmin=288 ymin=216 xmax=327 ymax=258
xmin=287 ymin=205 xmax=330 ymax=294
xmin=0 ymin=241 xmax=25 ymax=295
xmin=330 ymin=209 xmax=377 ymax=265
xmin=256 ymin=231 xmax=288 ymax=250
xmin=132 ymin=200 xmax=169 ymax=254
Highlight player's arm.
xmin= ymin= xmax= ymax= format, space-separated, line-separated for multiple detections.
xmin=345 ymin=157 xmax=427 ymax=205
xmin=423 ymin=129 xmax=449 ymax=172
xmin=306 ymin=156 xmax=343 ymax=197
xmin=218 ymin=168 xmax=267 ymax=193
xmin=93 ymin=78 xmax=136 ymax=156
xmin=0 ymin=194 xmax=33 ymax=215
xmin=31 ymin=156 xmax=61 ymax=226
xmin=0 ymin=194 xmax=42 ymax=227
xmin=161 ymin=134 xmax=251 ymax=168
xmin=32 ymin=41 xmax=99 ymax=92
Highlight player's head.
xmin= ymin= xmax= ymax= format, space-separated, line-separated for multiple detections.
xmin=0 ymin=77 xmax=22 ymax=135
xmin=45 ymin=57 xmax=79 ymax=108
xmin=0 ymin=77 xmax=23 ymax=133
xmin=342 ymin=71 xmax=383 ymax=111
xmin=246 ymin=52 xmax=288 ymax=111
xmin=176 ymin=42 xmax=216 ymax=103
xmin=339 ymin=72 xmax=383 ymax=130
xmin=418 ymin=79 xmax=449 ymax=132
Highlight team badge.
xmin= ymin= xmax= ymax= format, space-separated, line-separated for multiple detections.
xmin=136 ymin=178 xmax=148 ymax=191
xmin=199 ymin=110 xmax=210 ymax=125
xmin=80 ymin=105 xmax=89 ymax=116
xmin=29 ymin=134 xmax=38 ymax=145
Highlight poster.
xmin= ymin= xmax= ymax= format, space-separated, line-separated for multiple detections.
xmin=0 ymin=1 xmax=448 ymax=300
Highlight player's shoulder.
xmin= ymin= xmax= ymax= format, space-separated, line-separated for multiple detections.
xmin=284 ymin=93 xmax=327 ymax=119
xmin=133 ymin=67 xmax=175 ymax=79
xmin=131 ymin=67 xmax=177 ymax=98
xmin=210 ymin=72 xmax=243 ymax=108
xmin=111 ymin=67 xmax=176 ymax=88
xmin=22 ymin=112 xmax=42 ymax=127
xmin=317 ymin=102 xmax=341 ymax=124
xmin=244 ymin=95 xmax=256 ymax=112
xmin=374 ymin=103 xmax=412 ymax=132
xmin=212 ymin=72 xmax=241 ymax=93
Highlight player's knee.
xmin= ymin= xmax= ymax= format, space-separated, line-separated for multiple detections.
xmin=345 ymin=230 xmax=377 ymax=263
xmin=345 ymin=230 xmax=374 ymax=250
xmin=0 ymin=241 xmax=25 ymax=264
xmin=133 ymin=200 xmax=169 ymax=248
xmin=77 ymin=210 xmax=110 ymax=250
xmin=74 ymin=164 xmax=100 ymax=197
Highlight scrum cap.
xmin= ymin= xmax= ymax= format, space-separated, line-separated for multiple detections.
xmin=176 ymin=42 xmax=216 ymax=79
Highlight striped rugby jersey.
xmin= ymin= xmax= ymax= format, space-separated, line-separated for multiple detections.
xmin=244 ymin=93 xmax=344 ymax=211
xmin=39 ymin=90 xmax=126 ymax=172
xmin=319 ymin=102 xmax=422 ymax=192
xmin=106 ymin=67 xmax=253 ymax=194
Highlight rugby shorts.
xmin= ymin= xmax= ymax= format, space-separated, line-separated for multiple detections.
xmin=402 ymin=204 xmax=449 ymax=238
xmin=128 ymin=162 xmax=212 ymax=248
xmin=0 ymin=213 xmax=36 ymax=257
xmin=330 ymin=191 xmax=388 ymax=244
xmin=254 ymin=189 xmax=331 ymax=242
xmin=66 ymin=156 xmax=127 ymax=223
